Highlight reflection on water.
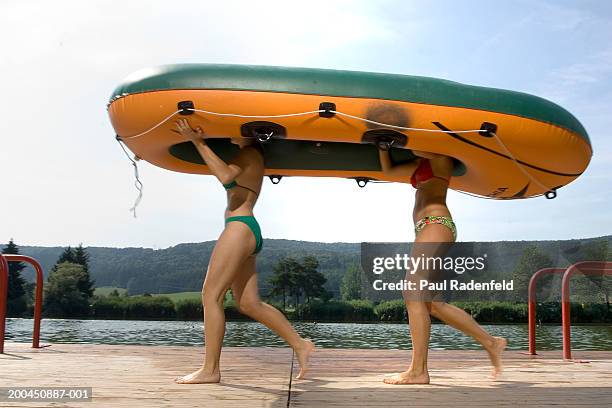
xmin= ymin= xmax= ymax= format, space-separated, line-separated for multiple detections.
xmin=5 ymin=318 xmax=612 ymax=350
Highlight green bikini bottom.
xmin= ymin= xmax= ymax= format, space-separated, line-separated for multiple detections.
xmin=225 ymin=215 xmax=263 ymax=255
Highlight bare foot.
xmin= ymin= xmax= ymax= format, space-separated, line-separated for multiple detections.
xmin=383 ymin=370 xmax=430 ymax=385
xmin=295 ymin=339 xmax=315 ymax=379
xmin=486 ymin=336 xmax=507 ymax=379
xmin=174 ymin=367 xmax=220 ymax=384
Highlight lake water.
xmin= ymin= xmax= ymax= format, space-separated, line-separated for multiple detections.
xmin=5 ymin=318 xmax=612 ymax=350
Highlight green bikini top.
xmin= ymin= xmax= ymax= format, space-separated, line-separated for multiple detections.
xmin=223 ymin=180 xmax=238 ymax=190
xmin=222 ymin=180 xmax=258 ymax=196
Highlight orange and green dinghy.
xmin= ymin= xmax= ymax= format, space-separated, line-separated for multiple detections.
xmin=108 ymin=64 xmax=591 ymax=199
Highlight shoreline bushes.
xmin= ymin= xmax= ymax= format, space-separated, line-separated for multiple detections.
xmin=85 ymin=296 xmax=612 ymax=323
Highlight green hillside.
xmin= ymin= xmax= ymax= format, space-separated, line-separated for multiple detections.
xmin=7 ymin=236 xmax=611 ymax=298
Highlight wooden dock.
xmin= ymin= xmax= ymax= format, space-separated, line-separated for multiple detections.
xmin=1 ymin=342 xmax=611 ymax=407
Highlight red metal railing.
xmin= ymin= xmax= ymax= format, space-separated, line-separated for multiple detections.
xmin=528 ymin=261 xmax=612 ymax=360
xmin=0 ymin=254 xmax=45 ymax=353
xmin=561 ymin=261 xmax=612 ymax=360
xmin=527 ymin=267 xmax=566 ymax=355
xmin=0 ymin=255 xmax=8 ymax=353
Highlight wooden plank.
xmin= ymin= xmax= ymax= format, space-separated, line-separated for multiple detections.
xmin=2 ymin=343 xmax=612 ymax=407
xmin=0 ymin=343 xmax=292 ymax=408
xmin=289 ymin=349 xmax=612 ymax=407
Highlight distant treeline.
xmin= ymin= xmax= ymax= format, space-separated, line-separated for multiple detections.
xmin=8 ymin=236 xmax=612 ymax=302
xmin=11 ymin=240 xmax=361 ymax=297
xmin=3 ymin=237 xmax=611 ymax=323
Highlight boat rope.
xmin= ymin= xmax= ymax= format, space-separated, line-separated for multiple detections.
xmin=116 ymin=137 xmax=144 ymax=217
xmin=488 ymin=132 xmax=554 ymax=197
xmin=114 ymin=106 xmax=555 ymax=200
xmin=117 ymin=108 xmax=486 ymax=141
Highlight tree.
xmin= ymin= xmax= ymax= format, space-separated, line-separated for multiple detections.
xmin=52 ymin=246 xmax=75 ymax=272
xmin=512 ymin=245 xmax=553 ymax=301
xmin=43 ymin=262 xmax=91 ymax=318
xmin=302 ymin=256 xmax=328 ymax=303
xmin=340 ymin=263 xmax=362 ymax=301
xmin=582 ymin=240 xmax=611 ymax=310
xmin=73 ymin=244 xmax=89 ymax=272
xmin=269 ymin=257 xmax=297 ymax=310
xmin=2 ymin=239 xmax=28 ymax=316
xmin=268 ymin=256 xmax=329 ymax=309
xmin=560 ymin=239 xmax=611 ymax=304
xmin=289 ymin=259 xmax=306 ymax=308
xmin=73 ymin=244 xmax=95 ymax=297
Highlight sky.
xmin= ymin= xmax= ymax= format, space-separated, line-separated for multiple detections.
xmin=1 ymin=0 xmax=611 ymax=249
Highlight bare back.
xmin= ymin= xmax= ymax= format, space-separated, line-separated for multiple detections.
xmin=225 ymin=145 xmax=264 ymax=218
xmin=413 ymin=156 xmax=455 ymax=222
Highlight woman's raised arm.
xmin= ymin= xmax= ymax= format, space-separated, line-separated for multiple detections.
xmin=378 ymin=149 xmax=419 ymax=178
xmin=412 ymin=150 xmax=444 ymax=160
xmin=175 ymin=119 xmax=242 ymax=184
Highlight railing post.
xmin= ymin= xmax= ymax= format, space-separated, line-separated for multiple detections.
xmin=562 ymin=261 xmax=612 ymax=360
xmin=0 ymin=254 xmax=46 ymax=352
xmin=0 ymin=255 xmax=8 ymax=354
xmin=527 ymin=268 xmax=565 ymax=355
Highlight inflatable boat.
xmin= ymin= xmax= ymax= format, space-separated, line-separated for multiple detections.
xmin=107 ymin=64 xmax=592 ymax=199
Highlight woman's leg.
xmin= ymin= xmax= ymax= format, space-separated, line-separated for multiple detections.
xmin=384 ymin=286 xmax=436 ymax=384
xmin=385 ymin=223 xmax=506 ymax=384
xmin=175 ymin=222 xmax=256 ymax=384
xmin=429 ymin=301 xmax=507 ymax=377
xmin=388 ymin=300 xmax=432 ymax=384
xmin=231 ymin=257 xmax=315 ymax=379
xmin=384 ymin=223 xmax=451 ymax=385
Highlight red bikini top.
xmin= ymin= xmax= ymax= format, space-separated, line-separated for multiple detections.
xmin=411 ymin=158 xmax=449 ymax=188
